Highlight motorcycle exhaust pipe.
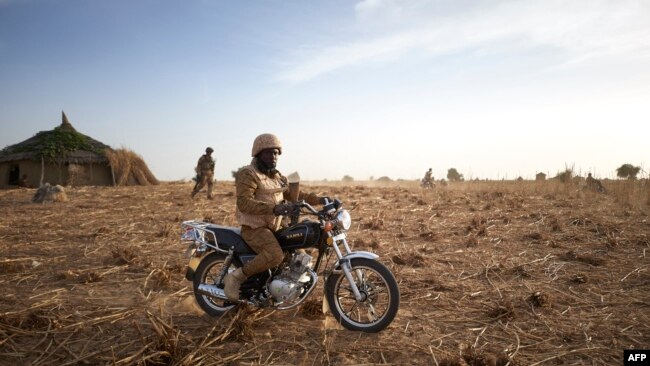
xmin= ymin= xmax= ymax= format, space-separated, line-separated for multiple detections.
xmin=197 ymin=283 xmax=228 ymax=300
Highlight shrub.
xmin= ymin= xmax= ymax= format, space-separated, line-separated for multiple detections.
xmin=555 ymin=169 xmax=573 ymax=183
xmin=447 ymin=168 xmax=464 ymax=182
xmin=616 ymin=164 xmax=641 ymax=180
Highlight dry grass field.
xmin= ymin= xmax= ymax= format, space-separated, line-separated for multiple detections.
xmin=1 ymin=180 xmax=648 ymax=365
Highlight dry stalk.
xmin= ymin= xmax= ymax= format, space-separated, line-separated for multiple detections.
xmin=1 ymin=182 xmax=648 ymax=365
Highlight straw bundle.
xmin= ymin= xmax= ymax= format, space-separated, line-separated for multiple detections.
xmin=104 ymin=148 xmax=159 ymax=186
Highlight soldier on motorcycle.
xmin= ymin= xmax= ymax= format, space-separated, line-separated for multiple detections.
xmin=223 ymin=133 xmax=327 ymax=301
xmin=421 ymin=168 xmax=434 ymax=188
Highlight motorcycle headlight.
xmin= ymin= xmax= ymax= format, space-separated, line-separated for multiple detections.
xmin=335 ymin=210 xmax=351 ymax=231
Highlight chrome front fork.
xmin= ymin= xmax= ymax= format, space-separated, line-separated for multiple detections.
xmin=331 ymin=234 xmax=364 ymax=301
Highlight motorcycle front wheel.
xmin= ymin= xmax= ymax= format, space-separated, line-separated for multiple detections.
xmin=325 ymin=258 xmax=400 ymax=332
xmin=193 ymin=252 xmax=237 ymax=317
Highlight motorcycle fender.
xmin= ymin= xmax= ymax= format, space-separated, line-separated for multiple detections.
xmin=185 ymin=267 xmax=195 ymax=281
xmin=185 ymin=249 xmax=204 ymax=281
xmin=333 ymin=251 xmax=379 ymax=271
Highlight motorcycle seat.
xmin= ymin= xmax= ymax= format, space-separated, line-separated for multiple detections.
xmin=205 ymin=225 xmax=254 ymax=254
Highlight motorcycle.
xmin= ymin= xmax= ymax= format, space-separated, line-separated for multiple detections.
xmin=420 ymin=178 xmax=435 ymax=189
xmin=180 ymin=198 xmax=400 ymax=332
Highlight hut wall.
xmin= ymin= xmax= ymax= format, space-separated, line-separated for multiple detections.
xmin=0 ymin=160 xmax=43 ymax=187
xmin=66 ymin=162 xmax=113 ymax=186
xmin=0 ymin=164 xmax=9 ymax=186
xmin=0 ymin=160 xmax=112 ymax=187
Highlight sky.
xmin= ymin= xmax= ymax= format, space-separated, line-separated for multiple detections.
xmin=1 ymin=0 xmax=649 ymax=181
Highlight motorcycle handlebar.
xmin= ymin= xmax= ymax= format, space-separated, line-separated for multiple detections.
xmin=294 ymin=198 xmax=342 ymax=216
xmin=294 ymin=200 xmax=319 ymax=215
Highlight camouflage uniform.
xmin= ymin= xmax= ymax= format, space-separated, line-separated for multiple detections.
xmin=223 ymin=133 xmax=325 ymax=301
xmin=586 ymin=174 xmax=605 ymax=193
xmin=422 ymin=169 xmax=434 ymax=187
xmin=236 ymin=159 xmax=320 ymax=277
xmin=424 ymin=170 xmax=433 ymax=183
xmin=192 ymin=154 xmax=215 ymax=198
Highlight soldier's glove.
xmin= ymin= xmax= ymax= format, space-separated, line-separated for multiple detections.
xmin=273 ymin=203 xmax=300 ymax=216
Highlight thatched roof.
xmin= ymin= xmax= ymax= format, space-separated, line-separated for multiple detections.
xmin=0 ymin=112 xmax=112 ymax=164
xmin=105 ymin=148 xmax=159 ymax=186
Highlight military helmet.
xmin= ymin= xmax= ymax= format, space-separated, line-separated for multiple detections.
xmin=206 ymin=147 xmax=214 ymax=154
xmin=251 ymin=133 xmax=282 ymax=157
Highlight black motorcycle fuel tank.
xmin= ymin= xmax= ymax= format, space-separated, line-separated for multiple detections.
xmin=275 ymin=221 xmax=321 ymax=250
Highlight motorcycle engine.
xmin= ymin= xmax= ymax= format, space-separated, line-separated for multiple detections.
xmin=268 ymin=252 xmax=312 ymax=303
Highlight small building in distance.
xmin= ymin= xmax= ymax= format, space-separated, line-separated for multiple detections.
xmin=536 ymin=172 xmax=547 ymax=181
xmin=0 ymin=112 xmax=113 ymax=187
xmin=0 ymin=112 xmax=158 ymax=188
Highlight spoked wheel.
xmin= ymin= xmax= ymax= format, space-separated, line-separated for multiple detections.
xmin=325 ymin=258 xmax=399 ymax=332
xmin=193 ymin=252 xmax=237 ymax=316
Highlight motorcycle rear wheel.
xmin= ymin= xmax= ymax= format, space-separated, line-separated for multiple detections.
xmin=325 ymin=258 xmax=399 ymax=332
xmin=193 ymin=252 xmax=237 ymax=317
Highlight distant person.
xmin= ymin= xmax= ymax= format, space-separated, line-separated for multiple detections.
xmin=18 ymin=174 xmax=31 ymax=188
xmin=191 ymin=147 xmax=216 ymax=199
xmin=421 ymin=168 xmax=434 ymax=188
xmin=586 ymin=173 xmax=606 ymax=193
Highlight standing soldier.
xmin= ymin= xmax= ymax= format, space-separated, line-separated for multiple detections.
xmin=191 ymin=147 xmax=216 ymax=199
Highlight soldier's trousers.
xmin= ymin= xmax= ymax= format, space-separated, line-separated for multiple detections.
xmin=240 ymin=225 xmax=284 ymax=277
xmin=192 ymin=171 xmax=214 ymax=197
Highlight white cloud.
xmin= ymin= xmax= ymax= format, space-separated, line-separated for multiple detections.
xmin=276 ymin=0 xmax=650 ymax=83
xmin=275 ymin=32 xmax=425 ymax=83
xmin=354 ymin=0 xmax=384 ymax=17
xmin=355 ymin=0 xmax=405 ymax=23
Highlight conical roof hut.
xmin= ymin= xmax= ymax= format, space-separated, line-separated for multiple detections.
xmin=0 ymin=112 xmax=158 ymax=187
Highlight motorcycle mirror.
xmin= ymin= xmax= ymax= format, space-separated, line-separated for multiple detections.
xmin=323 ymin=201 xmax=338 ymax=213
xmin=286 ymin=172 xmax=301 ymax=203
xmin=288 ymin=182 xmax=300 ymax=203
xmin=286 ymin=171 xmax=300 ymax=184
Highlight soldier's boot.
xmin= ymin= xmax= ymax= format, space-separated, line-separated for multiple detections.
xmin=223 ymin=268 xmax=247 ymax=301
xmin=191 ymin=190 xmax=197 ymax=198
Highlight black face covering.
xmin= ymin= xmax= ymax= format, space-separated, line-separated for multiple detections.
xmin=255 ymin=157 xmax=277 ymax=176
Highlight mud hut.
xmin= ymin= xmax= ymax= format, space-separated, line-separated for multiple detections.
xmin=0 ymin=112 xmax=158 ymax=187
xmin=536 ymin=172 xmax=547 ymax=181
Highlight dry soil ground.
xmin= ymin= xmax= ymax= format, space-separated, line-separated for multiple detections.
xmin=1 ymin=181 xmax=648 ymax=365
